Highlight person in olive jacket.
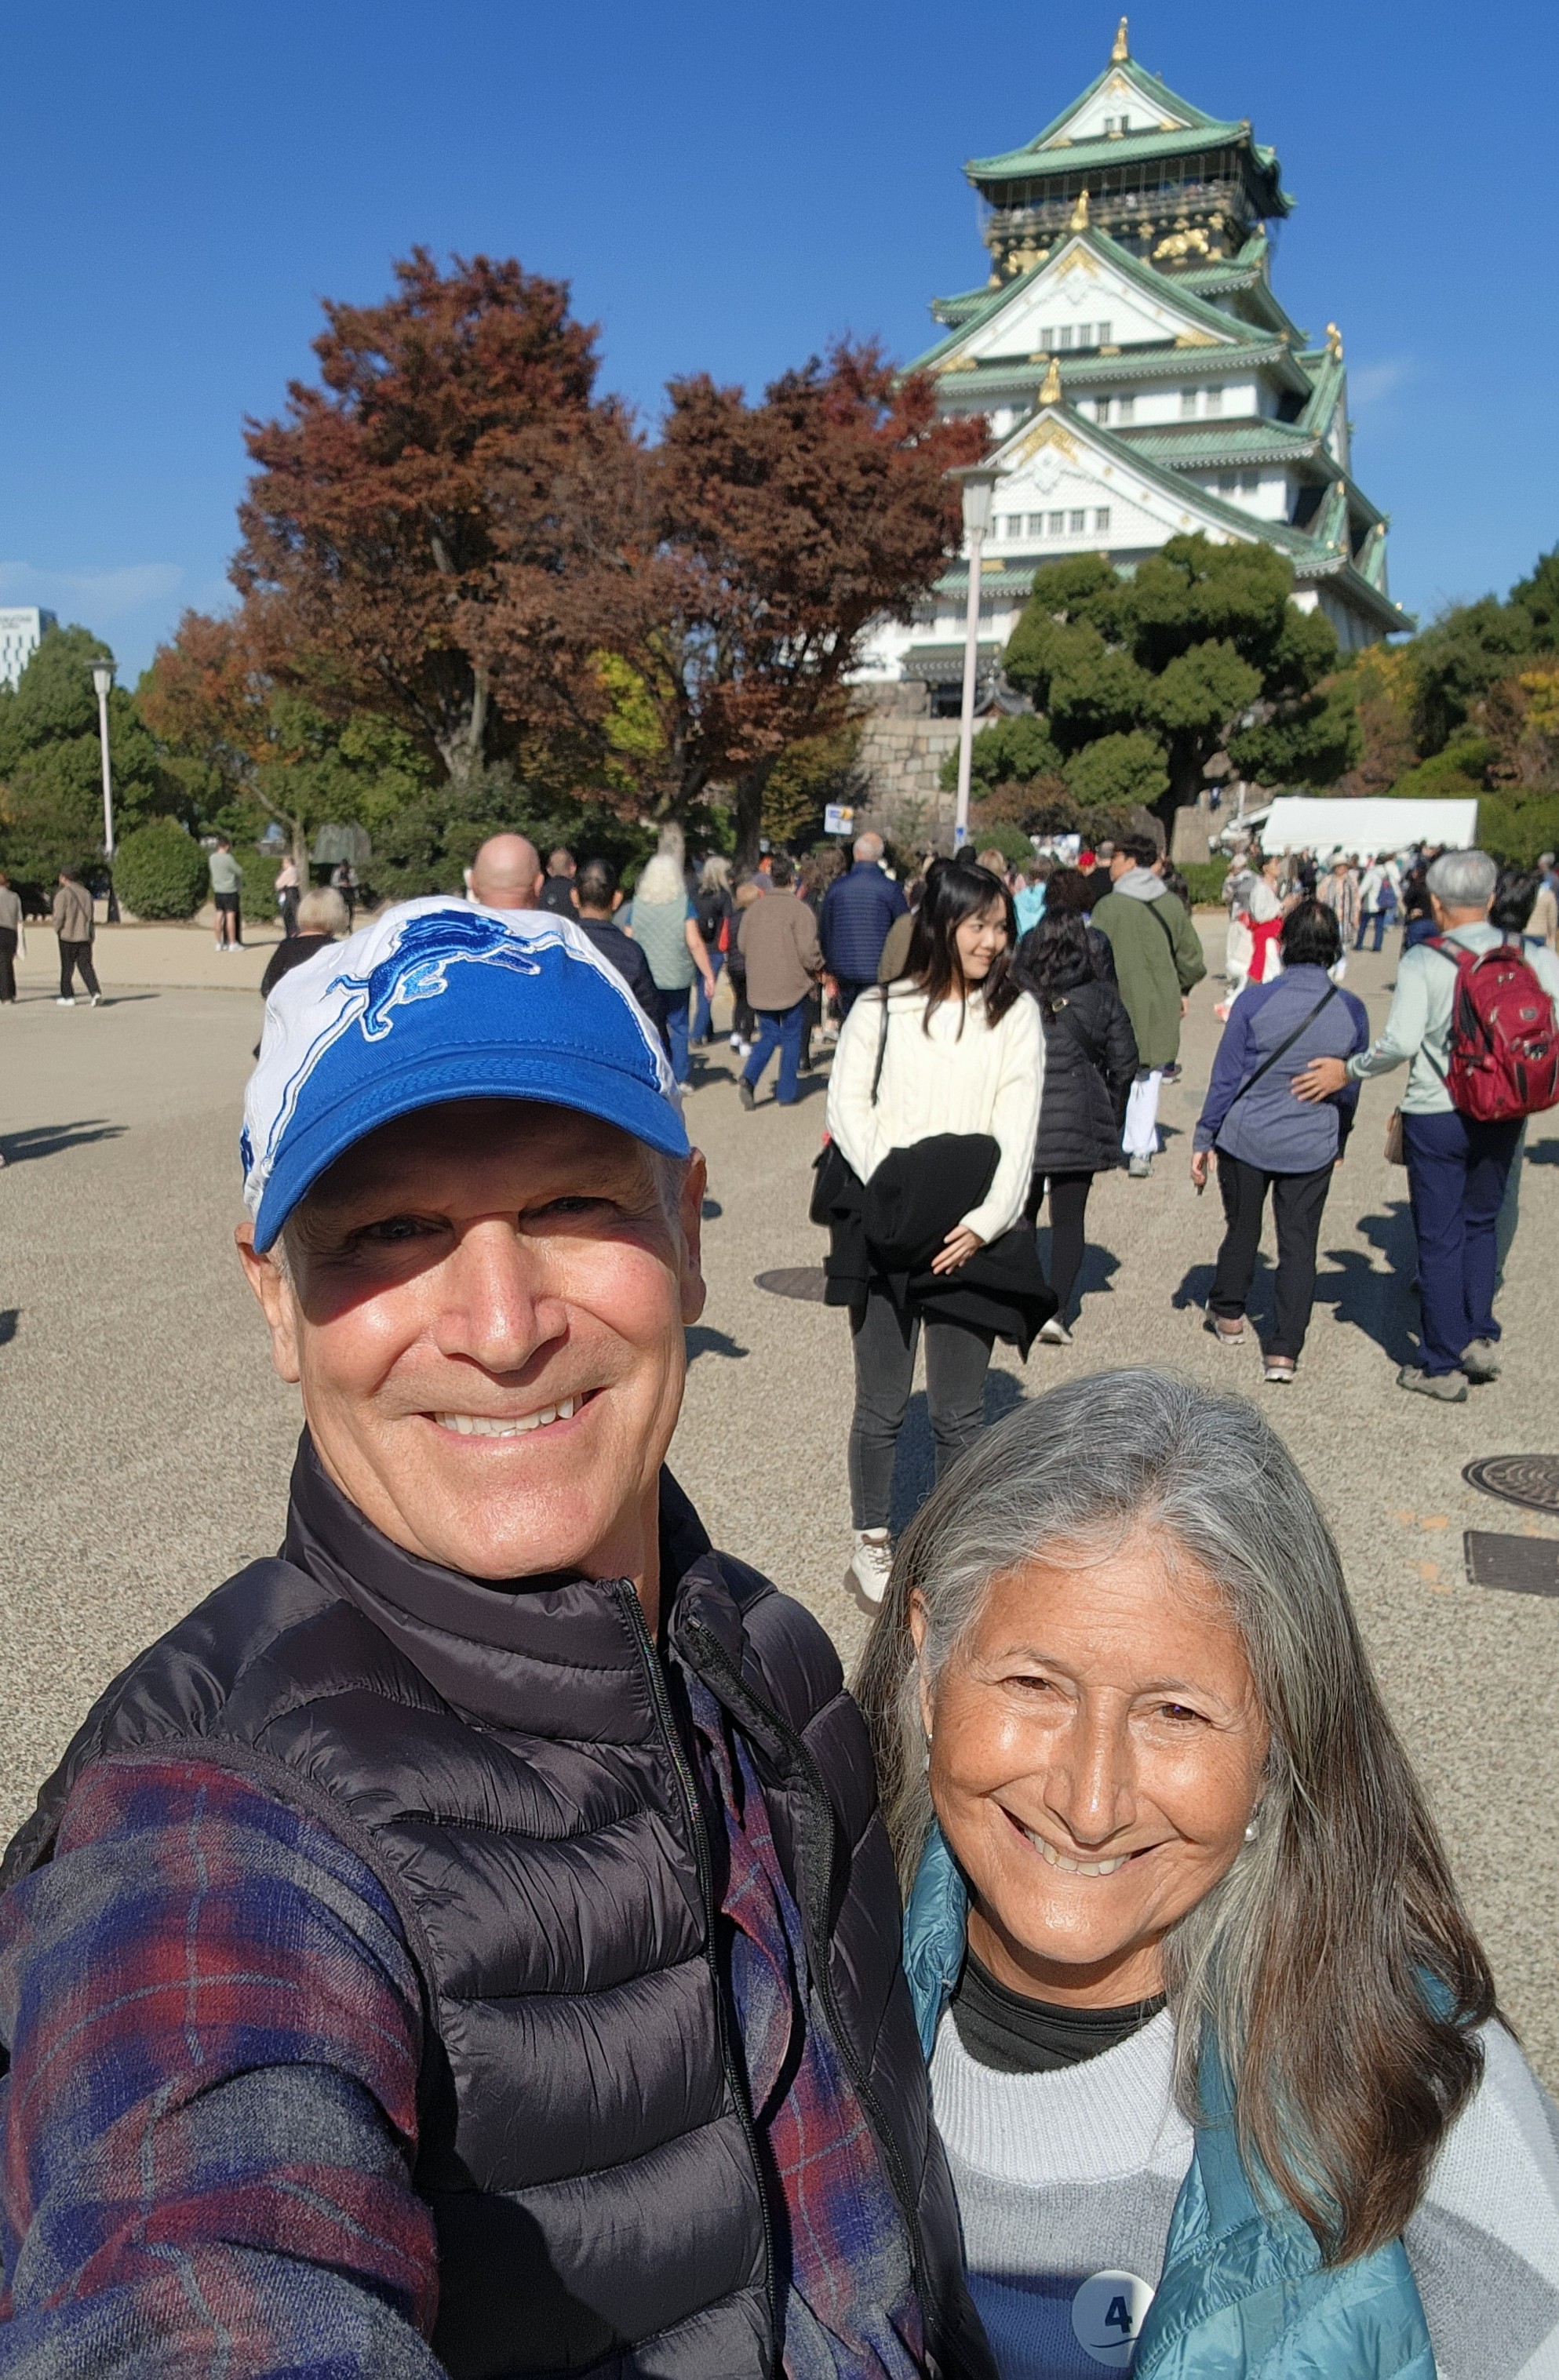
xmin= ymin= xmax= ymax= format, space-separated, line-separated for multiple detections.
xmin=1088 ymin=836 xmax=1206 ymax=1177
xmin=1012 ymin=909 xmax=1138 ymax=1344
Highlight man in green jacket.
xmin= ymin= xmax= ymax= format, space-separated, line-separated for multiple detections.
xmin=1090 ymin=836 xmax=1207 ymax=1177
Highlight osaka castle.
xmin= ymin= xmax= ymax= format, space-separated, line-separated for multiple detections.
xmin=858 ymin=20 xmax=1410 ymax=704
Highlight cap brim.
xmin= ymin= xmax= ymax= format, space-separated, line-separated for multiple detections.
xmin=250 ymin=1043 xmax=690 ymax=1252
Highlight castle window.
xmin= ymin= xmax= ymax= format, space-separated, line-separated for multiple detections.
xmin=1057 ymin=326 xmax=1074 ymax=350
xmin=1240 ymin=471 xmax=1260 ymax=493
xmin=1117 ymin=394 xmax=1135 ymax=422
xmin=1097 ymin=320 xmax=1113 ymax=346
xmin=1078 ymin=323 xmax=1093 ymax=347
xmin=1180 ymin=389 xmax=1198 ymax=417
xmin=1005 ymin=516 xmax=1023 ymax=538
xmin=1039 ymin=325 xmax=1054 ymax=350
xmin=1095 ymin=396 xmax=1112 ymax=424
xmin=1048 ymin=510 xmax=1065 ymax=533
xmin=1095 ymin=507 xmax=1112 ymax=531
xmin=1218 ymin=472 xmax=1237 ymax=493
xmin=1069 ymin=509 xmax=1087 ymax=533
xmin=1027 ymin=513 xmax=1045 ymax=535
xmin=1204 ymin=387 xmax=1223 ymax=415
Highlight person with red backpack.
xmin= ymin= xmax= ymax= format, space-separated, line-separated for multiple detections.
xmin=1295 ymin=848 xmax=1559 ymax=1401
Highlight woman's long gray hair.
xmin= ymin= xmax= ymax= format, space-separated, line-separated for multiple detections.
xmin=853 ymin=1369 xmax=1494 ymax=2263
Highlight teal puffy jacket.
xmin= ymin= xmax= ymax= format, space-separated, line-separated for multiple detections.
xmin=903 ymin=1828 xmax=1436 ymax=2380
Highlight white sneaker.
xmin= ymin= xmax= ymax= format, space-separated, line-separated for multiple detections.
xmin=55 ymin=996 xmax=76 ymax=1007
xmin=727 ymin=1032 xmax=743 ymax=1050
xmin=89 ymin=994 xmax=102 ymax=1007
xmin=847 ymin=1530 xmax=894 ymax=1605
xmin=1039 ymin=1316 xmax=1073 ymax=1346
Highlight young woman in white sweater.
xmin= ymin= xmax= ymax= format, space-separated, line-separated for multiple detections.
xmin=825 ymin=857 xmax=1042 ymax=1603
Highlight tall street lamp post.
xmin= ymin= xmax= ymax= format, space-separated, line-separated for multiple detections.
xmin=91 ymin=661 xmax=116 ymax=860
xmin=946 ymin=464 xmax=1003 ymax=853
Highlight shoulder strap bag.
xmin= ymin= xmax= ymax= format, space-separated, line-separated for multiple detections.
xmin=1226 ymin=981 xmax=1340 ymax=1112
xmin=809 ymin=989 xmax=891 ymax=1224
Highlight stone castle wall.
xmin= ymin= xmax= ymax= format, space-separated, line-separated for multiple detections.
xmin=852 ymin=683 xmax=962 ymax=842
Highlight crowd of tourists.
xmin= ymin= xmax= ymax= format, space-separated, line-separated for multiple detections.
xmin=2 ymin=872 xmax=1556 ymax=2379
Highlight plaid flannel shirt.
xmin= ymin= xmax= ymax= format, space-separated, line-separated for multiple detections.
xmin=2 ymin=1692 xmax=926 ymax=2377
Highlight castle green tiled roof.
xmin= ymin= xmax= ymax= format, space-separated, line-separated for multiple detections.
xmin=910 ymin=224 xmax=1284 ymax=378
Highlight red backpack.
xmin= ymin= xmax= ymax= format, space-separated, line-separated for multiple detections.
xmin=1429 ymin=937 xmax=1559 ymax=1123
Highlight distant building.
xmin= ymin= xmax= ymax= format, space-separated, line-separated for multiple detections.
xmin=0 ymin=607 xmax=58 ymax=690
xmin=858 ymin=16 xmax=1408 ymax=715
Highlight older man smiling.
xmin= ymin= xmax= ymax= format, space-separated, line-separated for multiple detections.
xmin=0 ymin=899 xmax=989 ymax=2380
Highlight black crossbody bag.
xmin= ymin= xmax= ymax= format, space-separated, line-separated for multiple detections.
xmin=809 ymin=990 xmax=891 ymax=1222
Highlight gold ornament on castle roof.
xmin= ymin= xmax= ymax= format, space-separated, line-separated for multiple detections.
xmin=1040 ymin=355 xmax=1063 ymax=404
xmin=1069 ymin=190 xmax=1091 ymax=231
xmin=1111 ymin=16 xmax=1130 ymax=62
xmin=1325 ymin=321 xmax=1344 ymax=359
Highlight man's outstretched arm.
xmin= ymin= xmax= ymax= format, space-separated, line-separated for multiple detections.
xmin=0 ymin=1754 xmax=444 ymax=2378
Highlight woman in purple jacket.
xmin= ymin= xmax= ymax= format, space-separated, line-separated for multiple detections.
xmin=1191 ymin=899 xmax=1369 ymax=1382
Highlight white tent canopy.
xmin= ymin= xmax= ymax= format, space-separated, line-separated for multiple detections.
xmin=1247 ymin=797 xmax=1480 ymax=858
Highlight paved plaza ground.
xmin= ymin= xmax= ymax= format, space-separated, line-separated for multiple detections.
xmin=2 ymin=916 xmax=1557 ymax=2082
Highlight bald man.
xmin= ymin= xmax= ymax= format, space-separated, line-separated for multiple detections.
xmin=470 ymin=835 xmax=544 ymax=911
xmin=819 ymin=829 xmax=906 ymax=1016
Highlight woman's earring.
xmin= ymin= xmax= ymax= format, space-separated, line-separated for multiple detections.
xmin=1244 ymin=1818 xmax=1258 ymax=1842
xmin=923 ymin=1728 xmax=933 ymax=1772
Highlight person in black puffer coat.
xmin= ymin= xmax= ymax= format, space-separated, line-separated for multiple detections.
xmin=1012 ymin=908 xmax=1138 ymax=1345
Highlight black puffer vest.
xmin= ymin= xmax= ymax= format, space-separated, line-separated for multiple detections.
xmin=2 ymin=1442 xmax=990 ymax=2380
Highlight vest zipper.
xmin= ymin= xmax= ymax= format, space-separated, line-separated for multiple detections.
xmin=615 ymin=1583 xmax=779 ymax=2375
xmin=678 ymin=1614 xmax=940 ymax=2373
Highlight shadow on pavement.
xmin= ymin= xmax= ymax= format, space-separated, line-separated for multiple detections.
xmin=0 ymin=1310 xmax=16 ymax=1348
xmin=1311 ymin=1199 xmax=1419 ymax=1365
xmin=686 ymin=1325 xmax=749 ymax=1363
xmin=1173 ymin=1262 xmax=1218 ymax=1312
xmin=0 ymin=1120 xmax=127 ymax=1164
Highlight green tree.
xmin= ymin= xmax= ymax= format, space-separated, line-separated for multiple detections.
xmin=1003 ymin=536 xmax=1357 ymax=828
xmin=938 ymin=711 xmax=1064 ymax=797
xmin=0 ymin=626 xmax=162 ymax=879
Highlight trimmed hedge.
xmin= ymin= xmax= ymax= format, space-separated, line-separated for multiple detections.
xmin=1178 ymin=859 xmax=1231 ymax=907
xmin=112 ymin=820 xmax=208 ymax=920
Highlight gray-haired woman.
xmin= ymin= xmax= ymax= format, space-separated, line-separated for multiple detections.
xmin=855 ymin=1370 xmax=1559 ymax=2379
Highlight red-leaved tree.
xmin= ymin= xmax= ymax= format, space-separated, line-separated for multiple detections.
xmin=603 ymin=344 xmax=983 ymax=856
xmin=233 ymin=249 xmax=632 ymax=782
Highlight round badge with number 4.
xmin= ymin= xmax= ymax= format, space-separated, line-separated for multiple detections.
xmin=1070 ymin=2270 xmax=1155 ymax=2368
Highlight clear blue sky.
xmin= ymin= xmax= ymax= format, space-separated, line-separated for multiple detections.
xmin=3 ymin=0 xmax=1551 ymax=682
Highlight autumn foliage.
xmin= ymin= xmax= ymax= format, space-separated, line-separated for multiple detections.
xmin=145 ymin=252 xmax=979 ymax=861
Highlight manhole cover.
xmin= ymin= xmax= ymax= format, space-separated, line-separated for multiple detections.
xmin=754 ymin=1267 xmax=829 ymax=1303
xmin=1462 ymin=1455 xmax=1559 ymax=1515
xmin=1464 ymin=1531 xmax=1559 ymax=1598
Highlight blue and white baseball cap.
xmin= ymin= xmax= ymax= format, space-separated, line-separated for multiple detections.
xmin=242 ymin=897 xmax=687 ymax=1252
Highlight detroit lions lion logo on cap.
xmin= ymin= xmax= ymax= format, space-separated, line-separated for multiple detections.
xmin=330 ymin=908 xmax=542 ymax=1041
xmin=241 ymin=896 xmax=687 ymax=1250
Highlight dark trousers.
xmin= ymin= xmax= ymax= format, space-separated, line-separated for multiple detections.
xmin=847 ymin=1283 xmax=994 ymax=1529
xmin=59 ymin=941 xmax=100 ymax=999
xmin=742 ymin=997 xmax=807 ymax=1104
xmin=1210 ymin=1152 xmax=1335 ymax=1361
xmin=1403 ymin=1109 xmax=1521 ymax=1374
xmin=0 ymin=926 xmax=15 ymax=1002
xmin=279 ymin=889 xmax=300 ymax=938
xmin=836 ymin=977 xmax=876 ymax=1019
xmin=1355 ymin=909 xmax=1389 ymax=951
xmin=728 ymin=967 xmax=756 ymax=1043
xmin=1024 ymin=1170 xmax=1094 ymax=1317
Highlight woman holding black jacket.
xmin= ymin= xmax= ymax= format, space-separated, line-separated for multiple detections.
xmin=824 ymin=857 xmax=1046 ymax=1605
xmin=1011 ymin=908 xmax=1138 ymax=1345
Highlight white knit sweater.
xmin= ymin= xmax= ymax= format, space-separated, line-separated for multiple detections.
xmin=930 ymin=2009 xmax=1559 ymax=2379
xmin=825 ymin=985 xmax=1044 ymax=1246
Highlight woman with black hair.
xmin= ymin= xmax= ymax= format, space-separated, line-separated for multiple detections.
xmin=825 ymin=857 xmax=1044 ymax=1603
xmin=1192 ymin=898 xmax=1370 ymax=1381
xmin=1011 ymin=909 xmax=1137 ymax=1346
